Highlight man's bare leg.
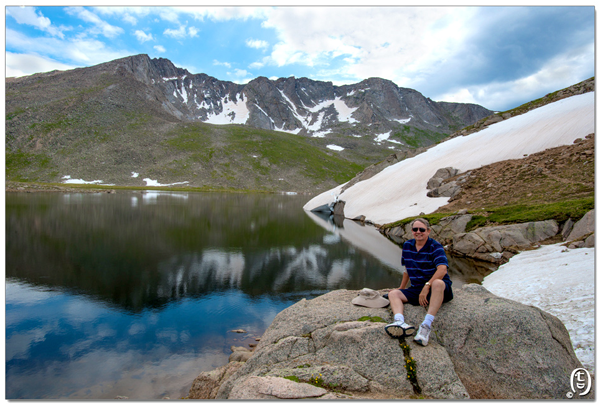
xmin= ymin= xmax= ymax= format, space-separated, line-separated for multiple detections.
xmin=415 ymin=280 xmax=446 ymax=346
xmin=385 ymin=289 xmax=415 ymax=338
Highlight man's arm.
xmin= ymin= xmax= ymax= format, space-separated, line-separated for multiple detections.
xmin=418 ymin=265 xmax=447 ymax=306
xmin=427 ymin=264 xmax=448 ymax=284
xmin=399 ymin=271 xmax=410 ymax=289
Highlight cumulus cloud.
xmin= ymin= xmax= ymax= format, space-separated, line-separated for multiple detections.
xmin=66 ymin=7 xmax=124 ymax=38
xmin=256 ymin=7 xmax=454 ymax=77
xmin=435 ymin=42 xmax=595 ymax=111
xmin=233 ymin=69 xmax=249 ymax=77
xmin=134 ymin=30 xmax=153 ymax=43
xmin=248 ymin=61 xmax=264 ymax=69
xmin=6 ymin=52 xmax=79 ymax=77
xmin=6 ymin=6 xmax=69 ymax=38
xmin=246 ymin=38 xmax=269 ymax=49
xmin=154 ymin=45 xmax=166 ymax=53
xmin=213 ymin=60 xmax=232 ymax=68
xmin=181 ymin=6 xmax=271 ymax=22
xmin=6 ymin=27 xmax=128 ymax=66
xmin=122 ymin=14 xmax=137 ymax=25
xmin=164 ymin=24 xmax=198 ymax=39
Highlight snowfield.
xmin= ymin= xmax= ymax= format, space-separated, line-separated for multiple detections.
xmin=482 ymin=244 xmax=595 ymax=375
xmin=303 ymin=92 xmax=594 ymax=224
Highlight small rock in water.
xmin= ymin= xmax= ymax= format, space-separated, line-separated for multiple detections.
xmin=249 ymin=343 xmax=257 ymax=348
xmin=231 ymin=329 xmax=247 ymax=334
xmin=255 ymin=338 xmax=261 ymax=341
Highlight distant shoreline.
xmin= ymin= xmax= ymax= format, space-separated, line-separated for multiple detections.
xmin=5 ymin=181 xmax=313 ymax=195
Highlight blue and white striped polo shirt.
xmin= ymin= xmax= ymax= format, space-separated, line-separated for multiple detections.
xmin=401 ymin=237 xmax=452 ymax=287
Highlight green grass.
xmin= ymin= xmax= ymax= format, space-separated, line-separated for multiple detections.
xmin=8 ymin=181 xmax=272 ymax=194
xmin=6 ymin=108 xmax=26 ymax=121
xmin=380 ymin=197 xmax=594 ymax=233
xmin=464 ymin=198 xmax=595 ymax=232
xmin=163 ymin=122 xmax=365 ymax=185
xmin=357 ymin=316 xmax=387 ymax=323
xmin=381 ymin=212 xmax=454 ymax=231
xmin=393 ymin=125 xmax=447 ymax=148
xmin=6 ymin=151 xmax=52 ymax=180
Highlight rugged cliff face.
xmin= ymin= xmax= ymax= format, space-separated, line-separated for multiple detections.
xmin=7 ymin=54 xmax=492 ymax=141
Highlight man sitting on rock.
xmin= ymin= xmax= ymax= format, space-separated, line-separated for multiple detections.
xmin=385 ymin=218 xmax=453 ymax=346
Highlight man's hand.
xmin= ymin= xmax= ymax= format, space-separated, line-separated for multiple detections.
xmin=419 ymin=285 xmax=430 ymax=307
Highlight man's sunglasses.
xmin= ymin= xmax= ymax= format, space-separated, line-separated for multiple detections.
xmin=412 ymin=227 xmax=427 ymax=233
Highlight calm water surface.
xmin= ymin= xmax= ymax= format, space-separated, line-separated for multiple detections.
xmin=5 ymin=191 xmax=494 ymax=399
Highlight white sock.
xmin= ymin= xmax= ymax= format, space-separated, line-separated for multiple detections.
xmin=423 ymin=314 xmax=435 ymax=328
xmin=394 ymin=314 xmax=405 ymax=324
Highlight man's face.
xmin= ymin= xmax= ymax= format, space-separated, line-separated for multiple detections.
xmin=412 ymin=221 xmax=430 ymax=243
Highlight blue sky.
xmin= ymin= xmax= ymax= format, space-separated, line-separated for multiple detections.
xmin=4 ymin=5 xmax=595 ymax=111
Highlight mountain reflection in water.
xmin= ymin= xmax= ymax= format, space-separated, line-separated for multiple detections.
xmin=6 ymin=191 xmax=495 ymax=399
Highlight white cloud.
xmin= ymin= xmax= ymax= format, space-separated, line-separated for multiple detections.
xmin=246 ymin=38 xmax=269 ymax=49
xmin=249 ymin=61 xmax=264 ymax=69
xmin=180 ymin=6 xmax=271 ymax=22
xmin=122 ymin=14 xmax=137 ymax=25
xmin=6 ymin=52 xmax=79 ymax=77
xmin=66 ymin=7 xmax=124 ymax=39
xmin=6 ymin=6 xmax=68 ymax=38
xmin=6 ymin=27 xmax=129 ymax=66
xmin=159 ymin=8 xmax=181 ymax=23
xmin=164 ymin=25 xmax=187 ymax=38
xmin=433 ymin=43 xmax=595 ymax=110
xmin=213 ymin=60 xmax=232 ymax=68
xmin=257 ymin=7 xmax=464 ymax=82
xmin=154 ymin=45 xmax=166 ymax=53
xmin=233 ymin=69 xmax=249 ymax=77
xmin=134 ymin=30 xmax=153 ymax=43
xmin=163 ymin=24 xmax=198 ymax=38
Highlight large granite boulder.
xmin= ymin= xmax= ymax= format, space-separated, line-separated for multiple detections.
xmin=450 ymin=220 xmax=559 ymax=263
xmin=191 ymin=287 xmax=588 ymax=400
xmin=383 ymin=213 xmax=472 ymax=246
xmin=564 ymin=209 xmax=595 ymax=248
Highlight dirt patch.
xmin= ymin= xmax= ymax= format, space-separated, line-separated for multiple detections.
xmin=435 ymin=133 xmax=594 ymax=213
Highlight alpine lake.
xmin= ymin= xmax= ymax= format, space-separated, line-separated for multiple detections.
xmin=5 ymin=190 xmax=496 ymax=399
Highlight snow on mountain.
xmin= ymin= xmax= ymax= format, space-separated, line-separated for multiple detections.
xmin=303 ymin=92 xmax=594 ymax=224
xmin=482 ymin=243 xmax=594 ymax=374
xmin=205 ymin=93 xmax=250 ymax=125
xmin=374 ymin=131 xmax=392 ymax=143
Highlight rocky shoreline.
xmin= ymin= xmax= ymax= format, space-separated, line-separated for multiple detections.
xmin=186 ymin=208 xmax=594 ymax=400
xmin=381 ymin=208 xmax=594 ymax=264
xmin=5 ymin=181 xmax=116 ymax=194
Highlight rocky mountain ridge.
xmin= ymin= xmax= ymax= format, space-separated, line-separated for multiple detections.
xmin=5 ymin=54 xmax=493 ymax=190
xmin=7 ymin=53 xmax=492 ymax=144
xmin=67 ymin=54 xmax=493 ymax=138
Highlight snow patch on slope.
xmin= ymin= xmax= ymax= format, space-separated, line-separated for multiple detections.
xmin=62 ymin=175 xmax=112 ymax=185
xmin=143 ymin=178 xmax=190 ymax=187
xmin=374 ymin=131 xmax=392 ymax=143
xmin=327 ymin=144 xmax=344 ymax=151
xmin=303 ymin=92 xmax=594 ymax=224
xmin=205 ymin=93 xmax=249 ymax=125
